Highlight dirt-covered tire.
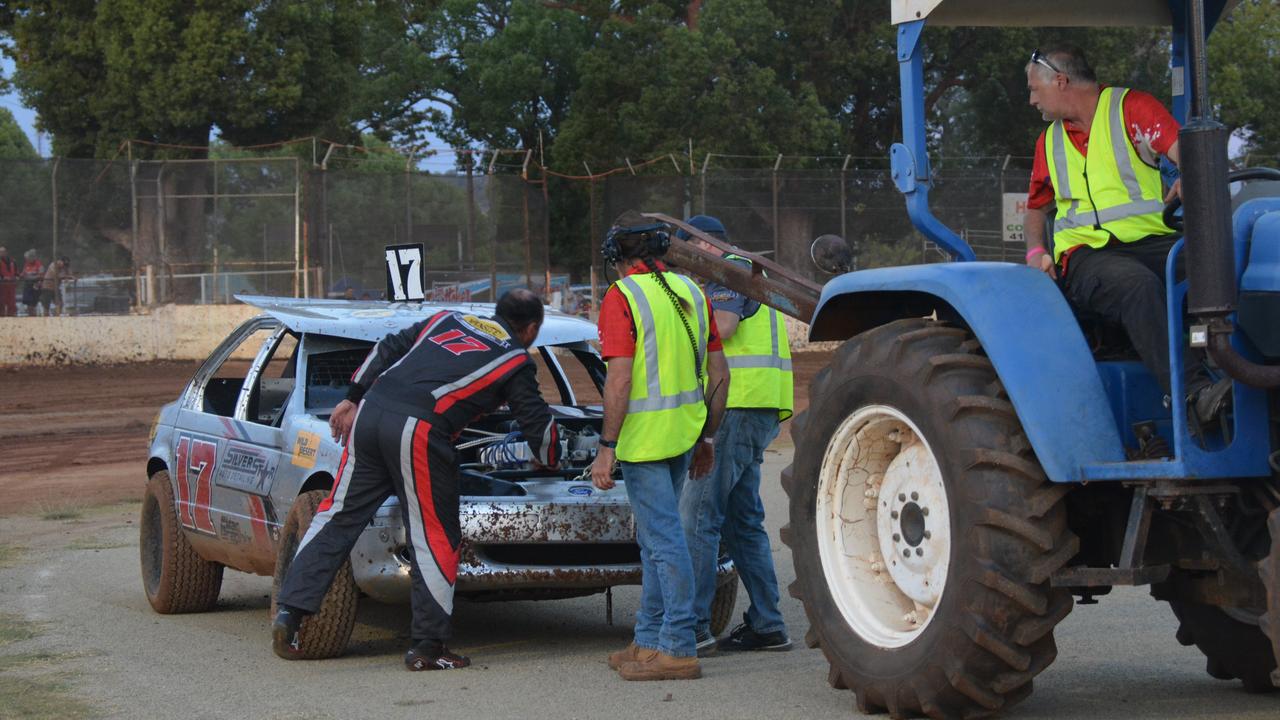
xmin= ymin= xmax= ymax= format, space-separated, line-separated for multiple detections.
xmin=710 ymin=571 xmax=740 ymax=637
xmin=1262 ymin=507 xmax=1280 ymax=690
xmin=781 ymin=318 xmax=1078 ymax=719
xmin=139 ymin=471 xmax=224 ymax=614
xmin=1168 ymin=599 xmax=1277 ymax=692
xmin=270 ymin=490 xmax=359 ymax=660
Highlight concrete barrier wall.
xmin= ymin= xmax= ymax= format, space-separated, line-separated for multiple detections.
xmin=1 ymin=305 xmax=838 ymax=367
xmin=1 ymin=305 xmax=261 ymax=366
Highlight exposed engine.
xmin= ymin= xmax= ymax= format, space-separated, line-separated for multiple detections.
xmin=453 ymin=407 xmax=604 ymax=496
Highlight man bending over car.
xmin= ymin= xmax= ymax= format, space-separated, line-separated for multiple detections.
xmin=272 ymin=288 xmax=559 ymax=670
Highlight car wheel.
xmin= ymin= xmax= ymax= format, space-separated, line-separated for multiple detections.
xmin=271 ymin=489 xmax=359 ymax=659
xmin=139 ymin=470 xmax=223 ymax=613
xmin=709 ymin=571 xmax=740 ymax=637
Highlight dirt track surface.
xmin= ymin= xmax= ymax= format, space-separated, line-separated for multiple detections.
xmin=0 ymin=362 xmax=200 ymax=516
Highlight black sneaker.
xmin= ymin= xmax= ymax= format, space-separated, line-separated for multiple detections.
xmin=717 ymin=615 xmax=792 ymax=652
xmin=405 ymin=641 xmax=471 ymax=671
xmin=271 ymin=605 xmax=307 ymax=660
xmin=695 ymin=629 xmax=718 ymax=658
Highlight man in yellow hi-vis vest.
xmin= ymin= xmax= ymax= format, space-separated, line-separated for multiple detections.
xmin=674 ymin=215 xmax=794 ymax=656
xmin=1021 ymin=44 xmax=1230 ymax=428
xmin=590 ymin=212 xmax=730 ymax=681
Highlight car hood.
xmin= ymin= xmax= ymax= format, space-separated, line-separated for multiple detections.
xmin=235 ymin=295 xmax=598 ymax=346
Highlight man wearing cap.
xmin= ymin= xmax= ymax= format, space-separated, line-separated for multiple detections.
xmin=676 ymin=215 xmax=794 ymax=655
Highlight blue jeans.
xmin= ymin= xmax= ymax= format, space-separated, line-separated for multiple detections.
xmin=621 ymin=450 xmax=697 ymax=658
xmin=679 ymin=408 xmax=786 ymax=636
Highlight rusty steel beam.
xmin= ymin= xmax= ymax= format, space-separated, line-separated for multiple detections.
xmin=641 ymin=212 xmax=822 ymax=321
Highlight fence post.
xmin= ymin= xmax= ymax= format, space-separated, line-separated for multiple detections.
xmin=542 ymin=161 xmax=552 ymax=300
xmin=522 ymin=174 xmax=533 ymax=288
xmin=588 ymin=176 xmax=600 ymax=320
xmin=772 ymin=153 xmax=782 ymax=260
xmin=840 ymin=154 xmax=851 ymax=251
xmin=296 ymin=158 xmax=307 ymax=298
xmin=466 ymin=155 xmax=477 ymax=269
xmin=50 ymin=158 xmax=60 ymax=262
xmin=145 ymin=264 xmax=156 ymax=308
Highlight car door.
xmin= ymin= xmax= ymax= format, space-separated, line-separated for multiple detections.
xmin=172 ymin=317 xmax=282 ymax=573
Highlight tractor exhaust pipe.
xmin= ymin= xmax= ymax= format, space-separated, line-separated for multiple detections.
xmin=1180 ymin=0 xmax=1280 ymax=388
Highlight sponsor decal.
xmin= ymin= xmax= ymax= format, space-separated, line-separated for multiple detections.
xmin=219 ymin=515 xmax=251 ymax=545
xmin=292 ymin=431 xmax=321 ymax=469
xmin=461 ymin=314 xmax=510 ymax=343
xmin=213 ymin=442 xmax=278 ymax=496
xmin=568 ymin=485 xmax=594 ymax=497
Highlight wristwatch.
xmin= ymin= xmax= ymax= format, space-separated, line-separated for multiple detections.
xmin=598 ymin=438 xmax=618 ymax=449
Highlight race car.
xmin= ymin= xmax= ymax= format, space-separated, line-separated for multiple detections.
xmin=139 ymin=296 xmax=738 ymax=657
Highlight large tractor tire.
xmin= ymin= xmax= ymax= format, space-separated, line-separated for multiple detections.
xmin=1262 ymin=507 xmax=1280 ymax=690
xmin=782 ymin=318 xmax=1078 ymax=719
xmin=139 ymin=471 xmax=224 ymax=613
xmin=1167 ymin=599 xmax=1277 ymax=692
xmin=271 ymin=490 xmax=360 ymax=659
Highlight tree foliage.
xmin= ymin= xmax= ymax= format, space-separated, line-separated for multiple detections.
xmin=0 ymin=107 xmax=36 ymax=159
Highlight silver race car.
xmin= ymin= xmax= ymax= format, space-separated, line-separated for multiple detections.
xmin=140 ymin=296 xmax=737 ymax=657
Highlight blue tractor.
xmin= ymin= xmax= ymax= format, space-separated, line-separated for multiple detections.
xmin=664 ymin=0 xmax=1279 ymax=716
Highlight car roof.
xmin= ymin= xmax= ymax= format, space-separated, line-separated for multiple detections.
xmin=235 ymin=295 xmax=598 ymax=346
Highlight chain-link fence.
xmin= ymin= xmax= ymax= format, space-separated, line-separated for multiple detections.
xmin=19 ymin=144 xmax=1263 ymax=319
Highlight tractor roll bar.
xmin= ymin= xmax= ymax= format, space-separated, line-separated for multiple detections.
xmin=640 ymin=212 xmax=822 ymax=322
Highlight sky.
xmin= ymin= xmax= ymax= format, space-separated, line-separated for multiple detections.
xmin=1 ymin=56 xmax=43 ymax=155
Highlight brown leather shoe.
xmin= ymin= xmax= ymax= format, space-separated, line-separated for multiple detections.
xmin=618 ymin=650 xmax=702 ymax=681
xmin=607 ymin=642 xmax=642 ymax=670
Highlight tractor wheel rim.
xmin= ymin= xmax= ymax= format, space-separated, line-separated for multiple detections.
xmin=815 ymin=404 xmax=951 ymax=649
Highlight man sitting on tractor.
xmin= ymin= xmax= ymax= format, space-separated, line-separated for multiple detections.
xmin=1021 ymin=44 xmax=1231 ymax=431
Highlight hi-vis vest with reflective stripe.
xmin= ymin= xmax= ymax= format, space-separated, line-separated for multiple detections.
xmin=1044 ymin=87 xmax=1170 ymax=261
xmin=721 ymin=255 xmax=794 ymax=421
xmin=613 ymin=271 xmax=710 ymax=463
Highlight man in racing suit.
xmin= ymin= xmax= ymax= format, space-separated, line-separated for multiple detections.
xmin=273 ymin=288 xmax=560 ymax=670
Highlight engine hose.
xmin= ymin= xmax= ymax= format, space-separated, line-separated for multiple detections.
xmin=1207 ymin=332 xmax=1280 ymax=389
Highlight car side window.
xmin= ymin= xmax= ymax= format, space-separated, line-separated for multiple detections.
xmin=199 ymin=325 xmax=278 ymax=417
xmin=536 ymin=346 xmax=604 ymax=406
xmin=245 ymin=332 xmax=300 ymax=426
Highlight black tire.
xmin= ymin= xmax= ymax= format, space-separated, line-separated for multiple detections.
xmin=1168 ymin=599 xmax=1277 ymax=692
xmin=781 ymin=318 xmax=1078 ymax=719
xmin=1261 ymin=507 xmax=1280 ymax=690
xmin=709 ymin=571 xmax=739 ymax=637
xmin=139 ymin=471 xmax=224 ymax=614
xmin=270 ymin=490 xmax=360 ymax=660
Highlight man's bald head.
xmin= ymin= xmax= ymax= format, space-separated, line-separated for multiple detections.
xmin=496 ymin=288 xmax=545 ymax=345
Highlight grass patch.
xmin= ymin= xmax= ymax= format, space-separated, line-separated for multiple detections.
xmin=0 ymin=651 xmax=61 ymax=671
xmin=35 ymin=499 xmax=84 ymax=521
xmin=65 ymin=537 xmax=129 ymax=551
xmin=0 ymin=673 xmax=92 ymax=720
xmin=0 ymin=544 xmax=25 ymax=568
xmin=0 ymin=613 xmax=39 ymax=646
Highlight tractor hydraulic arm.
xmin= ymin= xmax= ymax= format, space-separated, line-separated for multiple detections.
xmin=641 ymin=212 xmax=822 ymax=322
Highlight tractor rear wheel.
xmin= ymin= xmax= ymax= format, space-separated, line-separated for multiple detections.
xmin=1262 ymin=507 xmax=1280 ymax=690
xmin=782 ymin=318 xmax=1077 ymax=718
xmin=1168 ymin=599 xmax=1277 ymax=692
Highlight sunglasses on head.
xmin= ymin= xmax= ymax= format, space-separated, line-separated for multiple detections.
xmin=1030 ymin=49 xmax=1062 ymax=75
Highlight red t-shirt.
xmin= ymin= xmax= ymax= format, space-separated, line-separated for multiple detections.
xmin=1027 ymin=88 xmax=1179 ymax=210
xmin=598 ymin=260 xmax=723 ymax=360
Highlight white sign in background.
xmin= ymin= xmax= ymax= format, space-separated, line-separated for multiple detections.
xmin=1002 ymin=193 xmax=1027 ymax=244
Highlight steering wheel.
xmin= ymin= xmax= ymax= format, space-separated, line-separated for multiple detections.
xmin=1163 ymin=166 xmax=1280 ymax=231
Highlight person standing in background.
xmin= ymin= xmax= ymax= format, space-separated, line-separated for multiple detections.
xmin=21 ymin=250 xmax=43 ymax=316
xmin=0 ymin=247 xmax=18 ymax=317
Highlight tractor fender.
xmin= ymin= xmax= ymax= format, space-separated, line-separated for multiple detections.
xmin=808 ymin=262 xmax=1125 ymax=482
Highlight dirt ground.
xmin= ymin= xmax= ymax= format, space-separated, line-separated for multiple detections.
xmin=0 ymin=353 xmax=834 ymax=517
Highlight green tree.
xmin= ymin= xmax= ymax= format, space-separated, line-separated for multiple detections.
xmin=0 ymin=107 xmax=36 ymax=159
xmin=1209 ymin=0 xmax=1280 ymax=159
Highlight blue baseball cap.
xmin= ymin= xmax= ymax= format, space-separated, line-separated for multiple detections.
xmin=676 ymin=214 xmax=726 ymax=240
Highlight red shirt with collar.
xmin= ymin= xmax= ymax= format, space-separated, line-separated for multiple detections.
xmin=1027 ymin=88 xmax=1179 ymax=211
xmin=598 ymin=260 xmax=723 ymax=360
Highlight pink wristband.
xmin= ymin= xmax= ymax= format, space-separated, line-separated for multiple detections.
xmin=1025 ymin=247 xmax=1047 ymax=262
